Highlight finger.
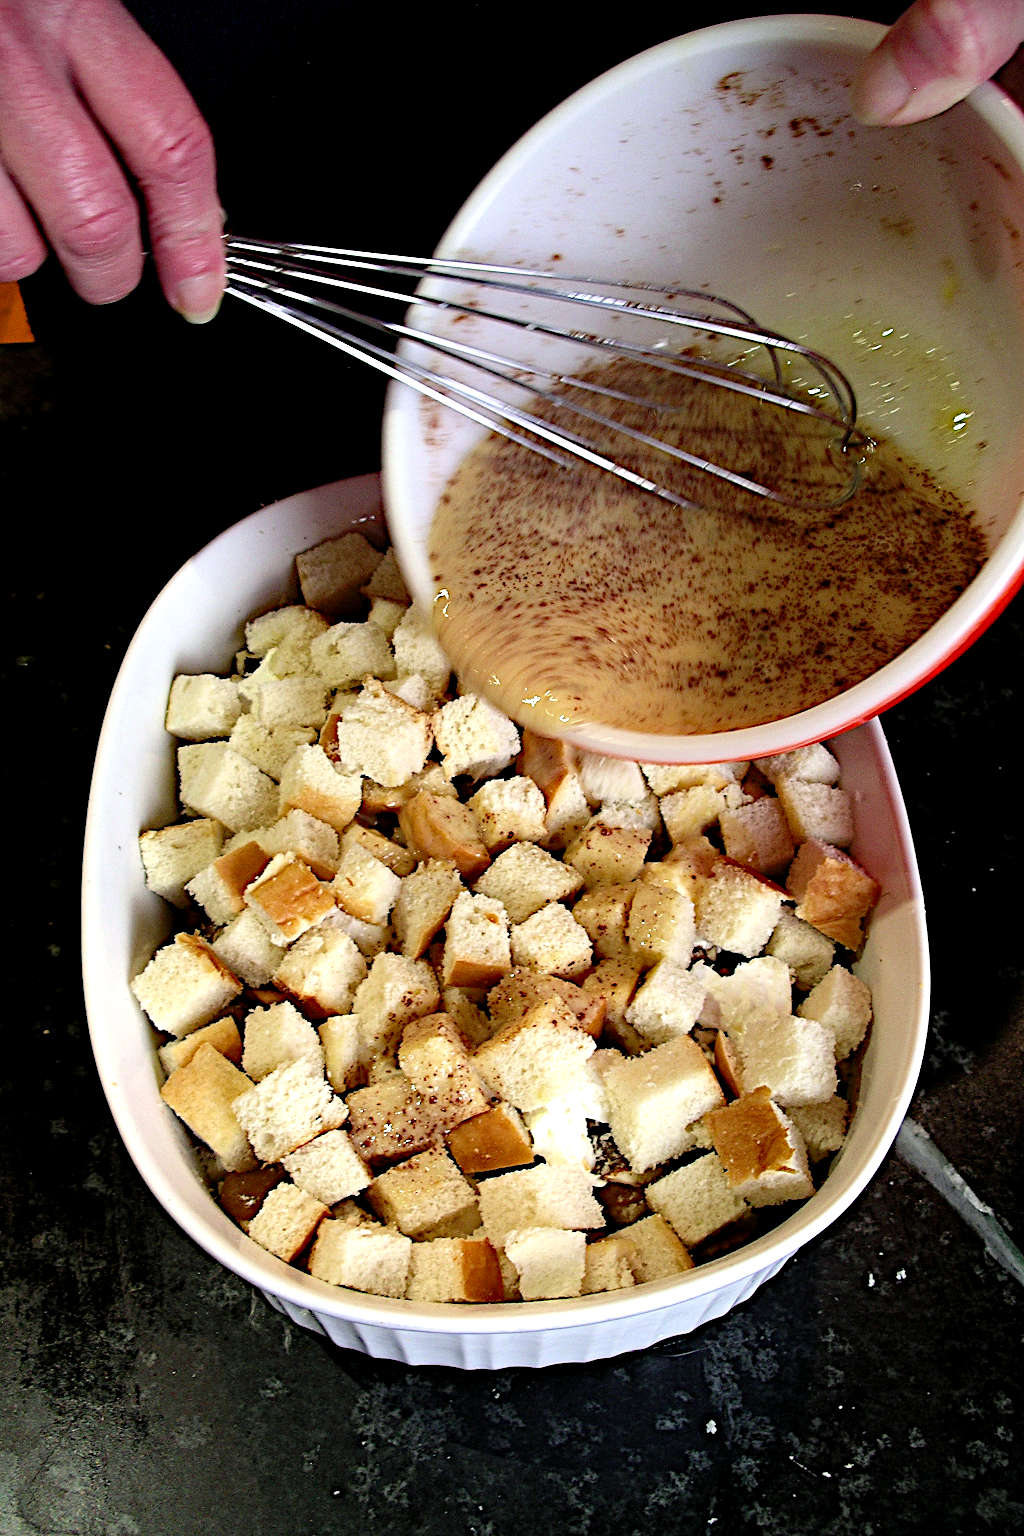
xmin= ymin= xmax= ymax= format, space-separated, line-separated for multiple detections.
xmin=851 ymin=0 xmax=1024 ymax=125
xmin=67 ymin=0 xmax=225 ymax=321
xmin=0 ymin=10 xmax=144 ymax=303
xmin=0 ymin=162 xmax=48 ymax=284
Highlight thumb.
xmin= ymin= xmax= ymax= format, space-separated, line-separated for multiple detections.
xmin=850 ymin=0 xmax=1024 ymax=125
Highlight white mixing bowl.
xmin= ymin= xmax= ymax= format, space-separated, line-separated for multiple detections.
xmin=83 ymin=474 xmax=929 ymax=1368
xmin=383 ymin=14 xmax=1024 ymax=765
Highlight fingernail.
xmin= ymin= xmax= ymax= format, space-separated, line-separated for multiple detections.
xmin=852 ymin=53 xmax=976 ymax=126
xmin=175 ymin=271 xmax=225 ymax=325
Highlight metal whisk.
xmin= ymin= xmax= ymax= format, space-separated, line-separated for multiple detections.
xmin=224 ymin=236 xmax=865 ymax=512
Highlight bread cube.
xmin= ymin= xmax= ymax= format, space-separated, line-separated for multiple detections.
xmin=476 ymin=1163 xmax=605 ymax=1250
xmin=625 ymin=958 xmax=706 ymax=1045
xmin=259 ymin=809 xmax=340 ymax=879
xmin=353 ymin=951 xmax=441 ymax=1056
xmin=393 ymin=859 xmax=465 ymax=959
xmin=281 ymin=1128 xmax=371 ymax=1204
xmin=787 ymin=839 xmax=880 ymax=951
xmin=157 ymin=1014 xmax=243 ymax=1075
xmin=660 ymin=783 xmax=745 ymax=843
xmin=277 ymin=743 xmax=362 ymax=833
xmin=242 ymin=672 xmax=330 ymax=731
xmin=445 ymin=1101 xmax=535 ymax=1176
xmin=160 ymin=1042 xmax=255 ymax=1172
xmin=398 ymin=1013 xmax=493 ymax=1129
xmin=209 ymin=908 xmax=287 ymax=987
xmin=597 ymin=1035 xmax=726 ymax=1173
xmin=178 ymin=742 xmax=279 ymax=832
xmin=227 ymin=716 xmax=315 ymax=780
xmin=341 ymin=822 xmax=418 ymax=876
xmin=581 ymin=1233 xmax=638 ymax=1295
xmin=695 ymin=860 xmax=785 ymax=957
xmin=367 ymin=1147 xmax=480 ymax=1239
xmin=797 ymin=963 xmax=873 ymax=1059
xmin=719 ymin=796 xmax=795 ymax=875
xmin=246 ymin=1181 xmax=328 ymax=1262
xmin=523 ymin=1095 xmax=596 ymax=1172
xmin=640 ymin=761 xmax=743 ymax=795
xmin=487 ymin=970 xmax=604 ymax=1039
xmin=511 ymin=901 xmax=592 ymax=979
xmin=244 ymin=604 xmax=330 ymax=670
xmin=504 ymin=1227 xmax=587 ymax=1300
xmin=186 ymin=839 xmax=271 ymax=925
xmin=468 ymin=775 xmax=548 ymax=851
xmin=475 ymin=841 xmax=583 ymax=924
xmin=755 ymin=743 xmax=840 ymax=786
xmin=165 ymin=673 xmax=243 ymax=740
xmin=131 ymin=932 xmax=242 ymax=1038
xmin=695 ymin=955 xmax=792 ymax=1031
xmin=720 ymin=1010 xmax=837 ymax=1107
xmin=626 ymin=881 xmax=695 ymax=965
xmin=432 ymin=692 xmax=520 ymax=780
xmin=361 ymin=544 xmax=409 ymax=604
xmin=765 ymin=909 xmax=836 ymax=991
xmin=242 ymin=999 xmax=324 ymax=1082
xmin=345 ymin=1073 xmax=440 ymax=1166
xmin=332 ymin=841 xmax=403 ymax=925
xmin=441 ymin=891 xmax=512 ymax=988
xmin=318 ymin=1013 xmax=370 ymax=1094
xmin=232 ymin=1058 xmax=347 ymax=1163
xmin=332 ymin=677 xmax=433 ymax=787
xmin=580 ymin=958 xmax=644 ymax=1038
xmin=398 ymin=791 xmax=490 ymax=882
xmin=776 ymin=778 xmax=854 ymax=848
xmin=368 ymin=597 xmax=408 ymax=638
xmin=391 ymin=605 xmax=452 ymax=695
xmin=139 ymin=817 xmax=224 ymax=907
xmin=272 ymin=922 xmax=367 ymax=1018
xmin=787 ymin=1095 xmax=850 ymax=1162
xmin=706 ymin=1089 xmax=815 ymax=1206
xmin=243 ymin=852 xmax=336 ymax=945
xmin=308 ymin=1218 xmax=413 ymax=1296
xmin=645 ymin=1152 xmax=749 ymax=1247
xmin=577 ymin=751 xmax=648 ymax=806
xmin=474 ymin=998 xmax=596 ymax=1114
xmin=296 ymin=530 xmax=384 ymax=615
xmin=572 ymin=883 xmax=635 ymax=960
xmin=621 ymin=1214 xmax=694 ymax=1281
xmin=564 ymin=819 xmax=653 ymax=889
xmin=405 ymin=1235 xmax=505 ymax=1303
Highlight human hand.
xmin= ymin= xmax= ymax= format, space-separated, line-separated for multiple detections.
xmin=851 ymin=0 xmax=1024 ymax=125
xmin=0 ymin=0 xmax=225 ymax=320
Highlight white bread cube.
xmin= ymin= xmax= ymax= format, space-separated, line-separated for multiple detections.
xmin=720 ymin=1011 xmax=837 ymax=1107
xmin=474 ymin=998 xmax=595 ymax=1114
xmin=160 ymin=1042 xmax=254 ymax=1172
xmin=325 ymin=906 xmax=391 ymax=959
xmin=468 ymin=776 xmax=547 ymax=851
xmin=342 ymin=823 xmax=417 ymax=876
xmin=157 ymin=1014 xmax=243 ymax=1075
xmin=242 ymin=999 xmax=324 ymax=1082
xmin=361 ymin=544 xmax=409 ymax=604
xmin=131 ymin=932 xmax=242 ymax=1038
xmin=572 ymin=883 xmax=635 ymax=960
xmin=139 ymin=817 xmax=225 ymax=907
xmin=487 ymin=970 xmax=604 ymax=1040
xmin=581 ymin=1233 xmax=638 ymax=1295
xmin=477 ymin=1163 xmax=605 ymax=1250
xmin=227 ymin=716 xmax=315 ymax=780
xmin=277 ymin=743 xmax=362 ymax=833
xmin=295 ymin=530 xmax=384 ymax=615
xmin=258 ymin=809 xmax=340 ymax=879
xmin=367 ymin=1147 xmax=480 ymax=1239
xmin=243 ymin=852 xmax=336 ymax=945
xmin=564 ymin=819 xmax=652 ymax=889
xmin=333 ymin=677 xmax=433 ymax=787
xmin=308 ymin=1218 xmax=412 ymax=1296
xmin=510 ymin=901 xmax=592 ymax=979
xmin=640 ymin=761 xmax=744 ymax=795
xmin=719 ymin=796 xmax=795 ymax=875
xmin=210 ymin=908 xmax=287 ymax=987
xmin=625 ymin=959 xmax=706 ymax=1045
xmin=445 ymin=1101 xmax=534 ymax=1175
xmin=441 ymin=891 xmax=512 ymax=989
xmin=645 ymin=1152 xmax=749 ymax=1247
xmin=786 ymin=839 xmax=880 ymax=951
xmin=393 ymin=859 xmax=465 ymax=959
xmin=474 ymin=841 xmax=583 ymax=924
xmin=165 ymin=673 xmax=243 ymax=740
xmin=765 ymin=910 xmax=836 ymax=991
xmin=352 ymin=952 xmax=441 ymax=1057
xmin=232 ymin=1058 xmax=347 ymax=1163
xmin=581 ymin=958 xmax=644 ymax=1038
xmin=398 ymin=791 xmax=490 ymax=882
xmin=344 ymin=1073 xmax=440 ymax=1166
xmin=695 ymin=955 xmax=792 ymax=1031
xmin=597 ymin=1035 xmax=726 ymax=1174
xmin=660 ymin=783 xmax=742 ymax=843
xmin=797 ymin=964 xmax=872 ymax=1059
xmin=405 ymin=1236 xmax=505 ymax=1303
xmin=241 ymin=672 xmax=330 ymax=730
xmin=523 ymin=1095 xmax=596 ymax=1172
xmin=776 ymin=778 xmax=854 ymax=848
xmin=441 ymin=987 xmax=494 ymax=1049
xmin=398 ymin=1013 xmax=493 ymax=1129
xmin=186 ymin=839 xmax=271 ymax=926
xmin=273 ymin=922 xmax=366 ymax=1018
xmin=695 ymin=860 xmax=785 ymax=957
xmin=432 ymin=692 xmax=520 ymax=780
xmin=246 ymin=1181 xmax=328 ymax=1262
xmin=706 ymin=1089 xmax=815 ymax=1206
xmin=368 ymin=597 xmax=408 ymax=639
xmin=391 ymin=605 xmax=452 ymax=695
xmin=332 ymin=841 xmax=403 ymax=925
xmin=178 ymin=742 xmax=279 ymax=832
xmin=755 ymin=744 xmax=840 ymax=786
xmin=318 ymin=1014 xmax=370 ymax=1093
xmin=281 ymin=1128 xmax=371 ymax=1204
xmin=244 ymin=604 xmax=330 ymax=669
xmin=577 ymin=751 xmax=648 ymax=806
xmin=627 ymin=880 xmax=695 ymax=966
xmin=504 ymin=1227 xmax=587 ymax=1300
xmin=788 ymin=1095 xmax=850 ymax=1162
xmin=622 ymin=1214 xmax=693 ymax=1281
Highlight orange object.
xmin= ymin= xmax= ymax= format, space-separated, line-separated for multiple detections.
xmin=0 ymin=282 xmax=34 ymax=343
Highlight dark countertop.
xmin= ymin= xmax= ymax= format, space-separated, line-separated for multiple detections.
xmin=3 ymin=8 xmax=1022 ymax=1534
